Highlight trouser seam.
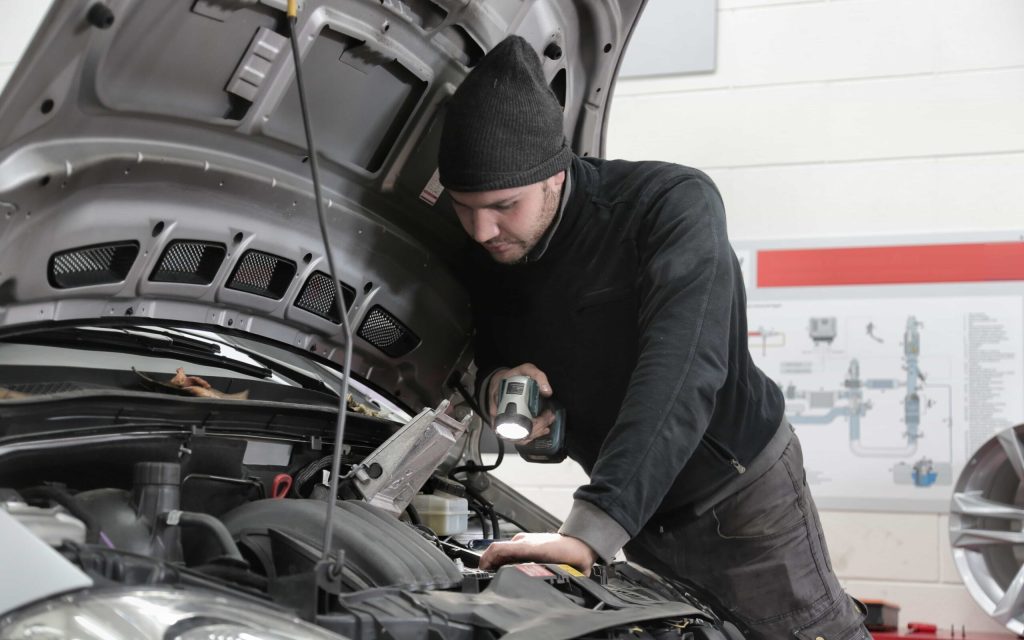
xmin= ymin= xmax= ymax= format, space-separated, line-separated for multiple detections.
xmin=781 ymin=445 xmax=833 ymax=603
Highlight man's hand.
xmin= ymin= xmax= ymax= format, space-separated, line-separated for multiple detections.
xmin=479 ymin=532 xmax=598 ymax=576
xmin=488 ymin=363 xmax=555 ymax=444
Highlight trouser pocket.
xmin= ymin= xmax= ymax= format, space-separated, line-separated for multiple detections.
xmin=703 ymin=441 xmax=831 ymax=626
xmin=793 ymin=596 xmax=870 ymax=640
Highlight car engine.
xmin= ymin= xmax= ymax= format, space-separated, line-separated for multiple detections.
xmin=0 ymin=402 xmax=739 ymax=640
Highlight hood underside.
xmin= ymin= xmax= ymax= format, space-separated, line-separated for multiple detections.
xmin=0 ymin=0 xmax=642 ymax=407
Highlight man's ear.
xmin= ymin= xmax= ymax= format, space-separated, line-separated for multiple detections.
xmin=547 ymin=170 xmax=567 ymax=192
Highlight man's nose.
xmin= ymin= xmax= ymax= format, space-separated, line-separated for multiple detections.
xmin=472 ymin=210 xmax=500 ymax=244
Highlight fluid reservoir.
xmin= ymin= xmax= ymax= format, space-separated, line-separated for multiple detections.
xmin=411 ymin=492 xmax=470 ymax=536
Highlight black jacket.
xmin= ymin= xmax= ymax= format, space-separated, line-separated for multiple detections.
xmin=467 ymin=155 xmax=785 ymax=537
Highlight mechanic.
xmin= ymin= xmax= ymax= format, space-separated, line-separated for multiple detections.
xmin=437 ymin=36 xmax=869 ymax=638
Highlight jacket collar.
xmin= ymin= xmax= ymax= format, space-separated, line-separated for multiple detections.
xmin=526 ymin=154 xmax=594 ymax=264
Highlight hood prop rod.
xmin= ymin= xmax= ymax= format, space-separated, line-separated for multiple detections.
xmin=287 ymin=0 xmax=355 ymax=569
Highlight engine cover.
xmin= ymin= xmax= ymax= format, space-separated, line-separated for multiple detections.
xmin=222 ymin=499 xmax=461 ymax=591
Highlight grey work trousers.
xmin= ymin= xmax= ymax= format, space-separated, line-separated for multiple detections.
xmin=624 ymin=433 xmax=870 ymax=639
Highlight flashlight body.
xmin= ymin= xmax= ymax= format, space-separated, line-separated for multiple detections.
xmin=495 ymin=375 xmax=540 ymax=440
xmin=494 ymin=375 xmax=568 ymax=463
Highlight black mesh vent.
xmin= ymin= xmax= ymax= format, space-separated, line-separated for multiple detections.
xmin=294 ymin=271 xmax=356 ymax=323
xmin=48 ymin=241 xmax=140 ymax=289
xmin=5 ymin=381 xmax=95 ymax=395
xmin=227 ymin=250 xmax=296 ymax=299
xmin=357 ymin=305 xmax=420 ymax=358
xmin=150 ymin=240 xmax=227 ymax=285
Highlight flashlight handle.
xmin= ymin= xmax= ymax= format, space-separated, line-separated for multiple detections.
xmin=515 ymin=400 xmax=567 ymax=463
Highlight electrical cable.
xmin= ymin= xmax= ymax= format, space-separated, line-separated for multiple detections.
xmin=447 ymin=439 xmax=504 ymax=479
xmin=446 ymin=377 xmax=506 ymax=475
xmin=469 ymin=505 xmax=489 ymax=539
xmin=460 ymin=484 xmax=501 ymax=540
xmin=451 ymin=378 xmax=486 ymax=422
xmin=293 ymin=453 xmax=359 ymax=496
xmin=487 ymin=502 xmax=501 ymax=540
xmin=286 ymin=0 xmax=355 ymax=562
xmin=490 ymin=510 xmax=529 ymax=533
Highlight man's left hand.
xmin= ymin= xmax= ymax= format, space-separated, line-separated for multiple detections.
xmin=479 ymin=532 xmax=597 ymax=575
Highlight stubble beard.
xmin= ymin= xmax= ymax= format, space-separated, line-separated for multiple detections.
xmin=486 ymin=183 xmax=560 ymax=265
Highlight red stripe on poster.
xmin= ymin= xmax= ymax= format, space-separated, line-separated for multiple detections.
xmin=757 ymin=242 xmax=1024 ymax=287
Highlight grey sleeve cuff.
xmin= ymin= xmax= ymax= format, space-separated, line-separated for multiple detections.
xmin=558 ymin=499 xmax=631 ymax=564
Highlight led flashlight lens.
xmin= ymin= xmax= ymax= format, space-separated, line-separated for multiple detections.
xmin=496 ymin=422 xmax=530 ymax=440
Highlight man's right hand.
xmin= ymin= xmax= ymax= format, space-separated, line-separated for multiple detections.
xmin=488 ymin=363 xmax=555 ymax=444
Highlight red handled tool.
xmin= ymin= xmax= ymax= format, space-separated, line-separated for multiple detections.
xmin=271 ymin=473 xmax=292 ymax=499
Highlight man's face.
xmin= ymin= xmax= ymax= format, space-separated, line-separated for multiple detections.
xmin=449 ymin=171 xmax=566 ymax=264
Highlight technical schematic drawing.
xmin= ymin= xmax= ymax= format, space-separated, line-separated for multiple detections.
xmin=779 ymin=316 xmax=953 ymax=483
xmin=808 ymin=317 xmax=837 ymax=345
xmin=866 ymin=322 xmax=884 ymax=343
xmin=746 ymin=293 xmax=1023 ymax=512
xmin=892 ymin=456 xmax=952 ymax=487
xmin=748 ymin=326 xmax=784 ymax=357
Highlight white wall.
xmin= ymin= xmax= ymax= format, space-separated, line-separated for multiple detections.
xmin=0 ymin=0 xmax=50 ymax=91
xmin=2 ymin=0 xmax=1020 ymax=633
xmin=570 ymin=0 xmax=1019 ymax=632
xmin=608 ymin=0 xmax=1024 ymax=241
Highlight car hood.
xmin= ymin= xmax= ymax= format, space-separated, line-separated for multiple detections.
xmin=0 ymin=0 xmax=643 ymax=408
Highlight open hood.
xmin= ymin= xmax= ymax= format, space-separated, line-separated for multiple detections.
xmin=0 ymin=0 xmax=643 ymax=408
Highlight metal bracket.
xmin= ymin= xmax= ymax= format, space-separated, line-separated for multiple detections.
xmin=352 ymin=399 xmax=470 ymax=515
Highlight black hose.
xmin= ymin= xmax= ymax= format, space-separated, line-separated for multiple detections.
xmin=404 ymin=503 xmax=422 ymax=526
xmin=461 ymin=485 xmax=502 ymax=540
xmin=488 ymin=505 xmax=501 ymax=540
xmin=469 ymin=505 xmax=489 ymax=539
xmin=161 ymin=510 xmax=244 ymax=562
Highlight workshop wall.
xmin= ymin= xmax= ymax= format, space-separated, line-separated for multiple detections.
xmin=601 ymin=0 xmax=1022 ymax=632
xmin=2 ymin=0 xmax=1020 ymax=633
xmin=0 ymin=1 xmax=49 ymax=90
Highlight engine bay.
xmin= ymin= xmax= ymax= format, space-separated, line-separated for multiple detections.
xmin=0 ymin=403 xmax=737 ymax=639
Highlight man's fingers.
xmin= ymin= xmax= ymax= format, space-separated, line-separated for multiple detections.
xmin=514 ymin=363 xmax=553 ymax=396
xmin=518 ymin=425 xmax=550 ymax=444
xmin=505 ymin=363 xmax=553 ymax=396
xmin=477 ymin=534 xmax=596 ymax=575
xmin=517 ymin=409 xmax=556 ymax=443
xmin=480 ymin=540 xmax=539 ymax=571
xmin=479 ymin=541 xmax=515 ymax=571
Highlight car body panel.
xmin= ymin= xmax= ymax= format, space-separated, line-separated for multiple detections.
xmin=0 ymin=0 xmax=642 ymax=407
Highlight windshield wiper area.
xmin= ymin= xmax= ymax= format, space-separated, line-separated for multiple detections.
xmin=3 ymin=326 xmax=273 ymax=380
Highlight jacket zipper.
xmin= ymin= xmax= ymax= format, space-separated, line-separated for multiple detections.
xmin=703 ymin=435 xmax=747 ymax=474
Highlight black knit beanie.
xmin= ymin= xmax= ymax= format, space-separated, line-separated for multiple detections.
xmin=438 ymin=35 xmax=572 ymax=192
